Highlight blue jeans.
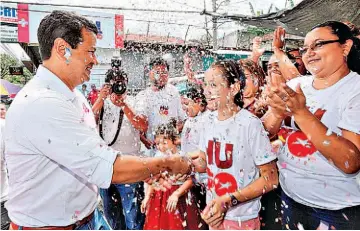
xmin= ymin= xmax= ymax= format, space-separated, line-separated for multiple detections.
xmin=76 ymin=208 xmax=110 ymax=230
xmin=100 ymin=182 xmax=145 ymax=230
xmin=281 ymin=190 xmax=360 ymax=229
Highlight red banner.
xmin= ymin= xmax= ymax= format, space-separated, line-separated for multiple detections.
xmin=17 ymin=3 xmax=29 ymax=43
xmin=115 ymin=15 xmax=124 ymax=48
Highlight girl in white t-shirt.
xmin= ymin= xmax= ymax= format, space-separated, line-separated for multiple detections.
xmin=193 ymin=60 xmax=278 ymax=230
xmin=181 ymin=86 xmax=209 ymax=214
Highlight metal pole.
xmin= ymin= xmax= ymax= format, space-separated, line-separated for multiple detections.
xmin=212 ymin=0 xmax=218 ymax=50
xmin=184 ymin=25 xmax=191 ymax=44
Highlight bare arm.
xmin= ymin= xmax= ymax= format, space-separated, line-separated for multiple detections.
xmin=262 ymin=109 xmax=285 ymax=137
xmin=293 ymin=109 xmax=360 ymax=174
xmin=122 ymin=103 xmax=148 ymax=133
xmin=109 ymin=93 xmax=148 ymax=133
xmin=92 ymin=98 xmax=104 ymax=123
xmin=249 ymin=36 xmax=265 ymax=64
xmin=275 ymin=82 xmax=360 ymax=174
xmin=207 ymin=161 xmax=278 ymax=212
xmin=173 ymin=178 xmax=193 ymax=197
xmin=189 ymin=150 xmax=207 ymax=173
xmin=145 ymin=184 xmax=154 ymax=199
xmin=202 ymin=161 xmax=279 ymax=227
xmin=273 ymin=47 xmax=301 ymax=80
xmin=272 ymin=27 xmax=301 ymax=80
xmin=92 ymin=85 xmax=111 ymax=122
xmin=111 ymin=155 xmax=191 ymax=184
xmin=229 ymin=161 xmax=278 ymax=203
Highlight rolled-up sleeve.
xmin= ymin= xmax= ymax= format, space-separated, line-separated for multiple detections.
xmin=23 ymin=97 xmax=118 ymax=188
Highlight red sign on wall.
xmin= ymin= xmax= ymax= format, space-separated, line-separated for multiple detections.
xmin=17 ymin=3 xmax=29 ymax=43
xmin=115 ymin=14 xmax=124 ymax=48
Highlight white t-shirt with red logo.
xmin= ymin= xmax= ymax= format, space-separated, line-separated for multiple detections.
xmin=199 ymin=109 xmax=276 ymax=222
xmin=278 ymin=71 xmax=360 ymax=210
xmin=135 ymin=84 xmax=186 ymax=146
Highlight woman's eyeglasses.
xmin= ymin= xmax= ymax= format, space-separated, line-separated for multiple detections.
xmin=299 ymin=39 xmax=341 ymax=56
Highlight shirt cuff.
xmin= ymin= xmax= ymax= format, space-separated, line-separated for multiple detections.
xmin=87 ymin=146 xmax=119 ymax=189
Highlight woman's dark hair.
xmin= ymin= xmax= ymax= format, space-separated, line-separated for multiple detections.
xmin=238 ymin=59 xmax=266 ymax=98
xmin=211 ymin=60 xmax=246 ymax=108
xmin=154 ymin=118 xmax=178 ymax=142
xmin=37 ymin=10 xmax=98 ymax=61
xmin=186 ymin=86 xmax=207 ymax=111
xmin=312 ymin=21 xmax=360 ymax=74
xmin=149 ymin=57 xmax=170 ymax=71
xmin=343 ymin=21 xmax=360 ymax=37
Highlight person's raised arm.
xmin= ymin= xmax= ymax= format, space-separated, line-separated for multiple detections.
xmin=272 ymin=27 xmax=301 ymax=80
xmin=109 ymin=93 xmax=148 ymax=133
xmin=250 ymin=36 xmax=266 ymax=63
xmin=92 ymin=84 xmax=111 ymax=122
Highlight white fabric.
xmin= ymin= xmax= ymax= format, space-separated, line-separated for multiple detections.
xmin=0 ymin=119 xmax=8 ymax=202
xmin=181 ymin=111 xmax=209 ymax=154
xmin=199 ymin=109 xmax=275 ymax=222
xmin=278 ymin=71 xmax=360 ymax=210
xmin=181 ymin=110 xmax=212 ymax=184
xmin=135 ymin=84 xmax=186 ymax=148
xmin=4 ymin=65 xmax=118 ymax=227
xmin=101 ymin=96 xmax=141 ymax=155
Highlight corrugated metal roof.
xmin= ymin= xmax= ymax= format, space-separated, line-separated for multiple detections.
xmin=203 ymin=0 xmax=360 ymax=36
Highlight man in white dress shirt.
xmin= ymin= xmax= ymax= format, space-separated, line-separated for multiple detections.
xmin=4 ymin=10 xmax=192 ymax=230
xmin=0 ymin=103 xmax=10 ymax=230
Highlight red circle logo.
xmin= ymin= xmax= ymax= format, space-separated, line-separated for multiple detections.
xmin=287 ymin=131 xmax=317 ymax=157
xmin=214 ymin=172 xmax=237 ymax=196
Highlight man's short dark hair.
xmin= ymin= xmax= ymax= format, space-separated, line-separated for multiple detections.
xmin=149 ymin=57 xmax=169 ymax=71
xmin=37 ymin=10 xmax=98 ymax=61
xmin=82 ymin=84 xmax=87 ymax=88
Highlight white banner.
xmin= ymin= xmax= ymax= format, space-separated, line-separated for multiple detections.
xmin=28 ymin=5 xmax=117 ymax=48
xmin=0 ymin=3 xmax=19 ymax=42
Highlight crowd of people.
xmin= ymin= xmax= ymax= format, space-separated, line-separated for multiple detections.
xmin=1 ymin=9 xmax=360 ymax=230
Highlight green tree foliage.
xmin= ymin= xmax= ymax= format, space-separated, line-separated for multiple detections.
xmin=246 ymin=26 xmax=273 ymax=36
xmin=0 ymin=54 xmax=32 ymax=85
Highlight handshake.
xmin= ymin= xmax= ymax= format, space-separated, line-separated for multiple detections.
xmin=143 ymin=154 xmax=196 ymax=191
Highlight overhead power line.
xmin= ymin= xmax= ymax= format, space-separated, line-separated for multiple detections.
xmin=5 ymin=7 xmax=209 ymax=29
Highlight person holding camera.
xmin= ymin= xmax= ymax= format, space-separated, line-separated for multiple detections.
xmin=92 ymin=62 xmax=147 ymax=230
xmin=135 ymin=57 xmax=186 ymax=157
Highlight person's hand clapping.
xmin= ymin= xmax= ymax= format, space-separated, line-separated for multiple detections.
xmin=266 ymin=73 xmax=288 ymax=119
